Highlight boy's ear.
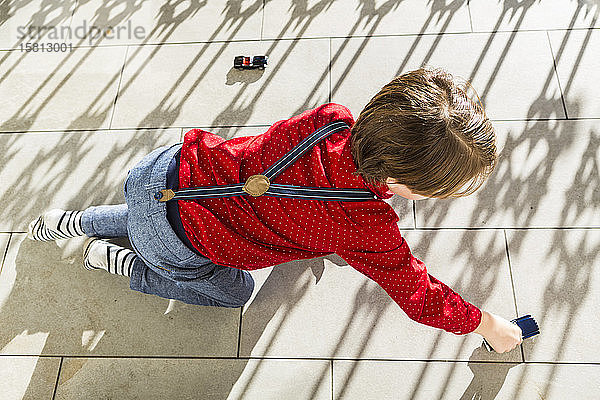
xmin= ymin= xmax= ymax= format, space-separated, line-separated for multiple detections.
xmin=385 ymin=177 xmax=397 ymax=185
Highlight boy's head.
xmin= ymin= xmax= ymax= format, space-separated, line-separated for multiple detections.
xmin=350 ymin=67 xmax=497 ymax=199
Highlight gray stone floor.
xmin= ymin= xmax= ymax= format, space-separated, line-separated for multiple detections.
xmin=0 ymin=1 xmax=599 ymax=399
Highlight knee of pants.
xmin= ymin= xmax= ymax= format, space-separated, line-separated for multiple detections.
xmin=213 ymin=272 xmax=255 ymax=308
xmin=174 ymin=270 xmax=255 ymax=308
xmin=234 ymin=273 xmax=255 ymax=307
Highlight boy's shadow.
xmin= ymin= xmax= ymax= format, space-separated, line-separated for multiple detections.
xmin=458 ymin=346 xmax=522 ymax=400
xmin=1 ymin=234 xmax=339 ymax=398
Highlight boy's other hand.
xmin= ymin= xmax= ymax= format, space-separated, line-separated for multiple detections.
xmin=473 ymin=311 xmax=523 ymax=353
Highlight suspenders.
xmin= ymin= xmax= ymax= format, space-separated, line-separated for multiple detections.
xmin=154 ymin=120 xmax=377 ymax=203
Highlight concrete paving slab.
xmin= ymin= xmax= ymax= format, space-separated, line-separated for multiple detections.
xmin=470 ymin=0 xmax=600 ymax=32
xmin=240 ymin=230 xmax=519 ymax=361
xmin=333 ymin=360 xmax=600 ymax=400
xmin=0 ymin=45 xmax=127 ymax=132
xmin=507 ymin=229 xmax=600 ymax=363
xmin=68 ymin=0 xmax=262 ymax=46
xmin=385 ymin=197 xmax=414 ymax=229
xmin=0 ymin=1 xmax=76 ymax=50
xmin=331 ymin=31 xmax=564 ymax=121
xmin=111 ymin=39 xmax=330 ymax=129
xmin=54 ymin=357 xmax=331 ymax=400
xmin=548 ymin=29 xmax=600 ymax=118
xmin=0 ymin=128 xmax=179 ymax=232
xmin=0 ymin=355 xmax=61 ymax=400
xmin=0 ymin=234 xmax=240 ymax=357
xmin=417 ymin=120 xmax=600 ymax=228
xmin=263 ymin=0 xmax=471 ymax=40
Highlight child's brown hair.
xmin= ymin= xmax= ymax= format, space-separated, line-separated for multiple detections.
xmin=350 ymin=67 xmax=497 ymax=199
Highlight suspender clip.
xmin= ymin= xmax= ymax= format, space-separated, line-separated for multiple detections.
xmin=242 ymin=174 xmax=270 ymax=197
xmin=156 ymin=189 xmax=175 ymax=202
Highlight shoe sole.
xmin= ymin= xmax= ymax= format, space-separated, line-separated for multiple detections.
xmin=83 ymin=237 xmax=102 ymax=271
xmin=28 ymin=213 xmax=76 ymax=241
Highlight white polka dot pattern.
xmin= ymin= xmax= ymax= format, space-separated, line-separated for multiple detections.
xmin=177 ymin=103 xmax=481 ymax=335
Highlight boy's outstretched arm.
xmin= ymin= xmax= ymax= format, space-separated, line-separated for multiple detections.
xmin=336 ymin=224 xmax=521 ymax=352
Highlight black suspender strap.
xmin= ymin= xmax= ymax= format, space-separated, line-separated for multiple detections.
xmin=155 ymin=120 xmax=377 ymax=202
xmin=262 ymin=121 xmax=348 ymax=180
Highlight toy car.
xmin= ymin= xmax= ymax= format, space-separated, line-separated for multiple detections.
xmin=234 ymin=55 xmax=268 ymax=70
xmin=483 ymin=314 xmax=539 ymax=352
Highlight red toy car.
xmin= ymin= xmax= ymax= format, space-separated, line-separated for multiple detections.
xmin=234 ymin=55 xmax=268 ymax=70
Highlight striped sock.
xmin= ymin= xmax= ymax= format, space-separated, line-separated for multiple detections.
xmin=83 ymin=237 xmax=136 ymax=277
xmin=28 ymin=209 xmax=85 ymax=241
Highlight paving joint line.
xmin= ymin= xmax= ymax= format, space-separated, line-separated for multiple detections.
xmin=466 ymin=0 xmax=474 ymax=33
xmin=2 ymin=354 xmax=598 ymax=365
xmin=237 ymin=307 xmax=243 ymax=358
xmin=412 ymin=201 xmax=417 ymax=229
xmin=68 ymin=0 xmax=78 ymax=28
xmin=491 ymin=117 xmax=600 ymax=122
xmin=108 ymin=45 xmax=130 ymax=129
xmin=503 ymin=229 xmax=526 ymax=363
xmin=330 ymin=359 xmax=334 ymax=400
xmin=545 ymin=30 xmax=569 ymax=119
xmin=260 ymin=0 xmax=265 ymax=41
xmin=0 ymin=124 xmax=274 ymax=135
xmin=0 ymin=233 xmax=12 ymax=276
xmin=3 ymin=117 xmax=600 ymax=136
xmin=0 ymin=26 xmax=598 ymax=52
xmin=503 ymin=229 xmax=520 ymax=318
xmin=51 ymin=357 xmax=64 ymax=400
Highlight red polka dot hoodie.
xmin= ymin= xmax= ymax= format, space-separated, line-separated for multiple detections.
xmin=178 ymin=103 xmax=481 ymax=335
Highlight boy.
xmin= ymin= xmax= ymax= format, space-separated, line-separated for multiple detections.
xmin=28 ymin=67 xmax=522 ymax=353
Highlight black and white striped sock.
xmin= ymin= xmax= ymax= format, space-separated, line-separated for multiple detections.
xmin=28 ymin=209 xmax=85 ymax=241
xmin=83 ymin=237 xmax=136 ymax=277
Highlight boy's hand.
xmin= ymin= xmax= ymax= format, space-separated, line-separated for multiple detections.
xmin=473 ymin=311 xmax=523 ymax=353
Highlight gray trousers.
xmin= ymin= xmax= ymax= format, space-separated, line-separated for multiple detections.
xmin=80 ymin=144 xmax=254 ymax=308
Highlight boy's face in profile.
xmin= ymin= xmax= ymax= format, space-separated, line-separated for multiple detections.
xmin=385 ymin=178 xmax=429 ymax=200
